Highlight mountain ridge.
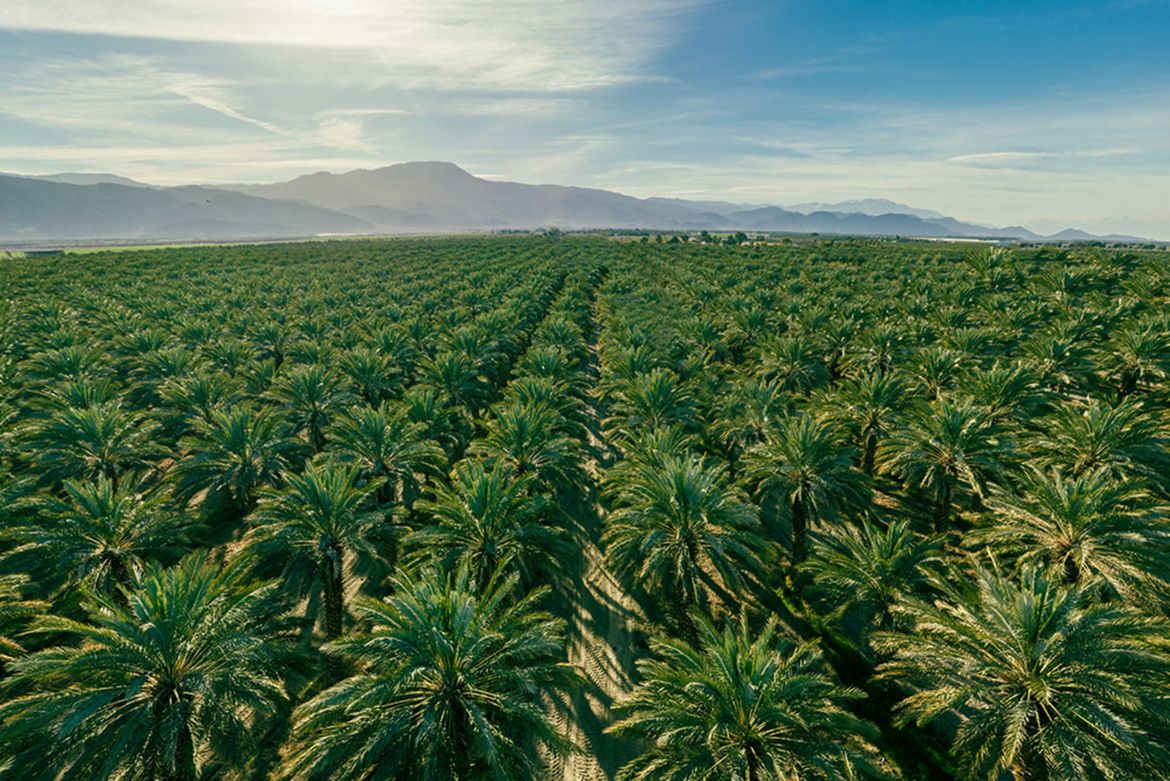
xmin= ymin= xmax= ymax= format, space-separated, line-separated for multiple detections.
xmin=0 ymin=162 xmax=1154 ymax=243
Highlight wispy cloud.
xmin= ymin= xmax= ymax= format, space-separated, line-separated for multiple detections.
xmin=949 ymin=149 xmax=1134 ymax=167
xmin=1 ymin=1 xmax=706 ymax=91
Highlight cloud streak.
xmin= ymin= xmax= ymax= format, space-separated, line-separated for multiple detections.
xmin=1 ymin=1 xmax=706 ymax=91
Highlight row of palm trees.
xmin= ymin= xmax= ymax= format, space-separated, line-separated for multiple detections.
xmin=1 ymin=236 xmax=1170 ymax=779
xmin=585 ymin=240 xmax=1170 ymax=779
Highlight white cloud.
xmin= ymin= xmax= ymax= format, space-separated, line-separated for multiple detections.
xmin=949 ymin=149 xmax=1135 ymax=166
xmin=949 ymin=151 xmax=1058 ymax=165
xmin=0 ymin=1 xmax=705 ymax=91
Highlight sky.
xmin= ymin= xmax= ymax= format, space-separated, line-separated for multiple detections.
xmin=1 ymin=0 xmax=1169 ymax=236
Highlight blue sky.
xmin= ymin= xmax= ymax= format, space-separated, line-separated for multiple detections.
xmin=1 ymin=1 xmax=1168 ymax=235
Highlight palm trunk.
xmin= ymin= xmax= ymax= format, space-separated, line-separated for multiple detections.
xmin=932 ymin=481 xmax=953 ymax=533
xmin=673 ymin=578 xmax=698 ymax=645
xmin=791 ymin=498 xmax=808 ymax=565
xmin=166 ymin=722 xmax=197 ymax=781
xmin=860 ymin=431 xmax=876 ymax=475
xmin=322 ymin=549 xmax=345 ymax=639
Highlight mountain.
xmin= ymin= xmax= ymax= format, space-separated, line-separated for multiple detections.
xmin=32 ymin=170 xmax=153 ymax=187
xmin=0 ymin=162 xmax=1154 ymax=243
xmin=786 ymin=198 xmax=945 ymax=220
xmin=0 ymin=175 xmax=372 ymax=241
xmin=225 ymin=162 xmax=1038 ymax=236
xmin=229 ymin=161 xmax=727 ymax=230
xmin=7 ymin=172 xmax=154 ymax=188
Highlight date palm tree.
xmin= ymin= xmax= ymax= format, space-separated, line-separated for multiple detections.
xmin=469 ymin=399 xmax=583 ymax=492
xmin=18 ymin=402 xmax=160 ymax=488
xmin=802 ymin=517 xmax=943 ymax=655
xmin=268 ymin=365 xmax=353 ymax=452
xmin=0 ymin=554 xmax=287 ymax=781
xmin=610 ymin=615 xmax=881 ymax=781
xmin=744 ymin=414 xmax=869 ymax=566
xmin=879 ymin=400 xmax=1010 ymax=532
xmin=281 ymin=567 xmax=576 ymax=781
xmin=241 ymin=463 xmax=384 ymax=639
xmin=406 ymin=460 xmax=564 ymax=591
xmin=604 ymin=454 xmax=764 ymax=640
xmin=877 ymin=566 xmax=1170 ymax=781
xmin=1031 ymin=397 xmax=1169 ymax=491
xmin=971 ymin=467 xmax=1170 ymax=600
xmin=327 ymin=403 xmax=444 ymax=510
xmin=172 ymin=404 xmax=303 ymax=516
xmin=606 ymin=367 xmax=698 ymax=437
xmin=825 ymin=370 xmax=908 ymax=475
xmin=2 ymin=477 xmax=188 ymax=599
xmin=0 ymin=574 xmax=43 ymax=669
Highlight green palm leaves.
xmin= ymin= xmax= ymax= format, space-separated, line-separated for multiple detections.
xmin=877 ymin=567 xmax=1170 ymax=781
xmin=973 ymin=468 xmax=1170 ymax=598
xmin=3 ymin=476 xmax=188 ymax=598
xmin=283 ymin=567 xmax=576 ymax=781
xmin=173 ymin=405 xmax=303 ymax=514
xmin=243 ymin=463 xmax=384 ymax=638
xmin=604 ymin=454 xmax=764 ymax=639
xmin=745 ymin=415 xmax=869 ymax=565
xmin=611 ymin=617 xmax=881 ymax=781
xmin=0 ymin=555 xmax=286 ymax=781
xmin=408 ymin=460 xmax=564 ymax=591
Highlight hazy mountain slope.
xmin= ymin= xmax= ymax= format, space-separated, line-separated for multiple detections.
xmin=0 ymin=176 xmax=372 ymax=240
xmin=231 ymin=162 xmax=727 ymax=230
xmin=4 ymin=162 xmax=1153 ymax=242
xmin=31 ymin=172 xmax=154 ymax=188
xmin=230 ymin=162 xmax=1065 ymax=237
xmin=787 ymin=198 xmax=945 ymax=220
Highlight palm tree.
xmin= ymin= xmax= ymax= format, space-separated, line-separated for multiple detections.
xmin=158 ymin=371 xmax=241 ymax=438
xmin=419 ymin=350 xmax=492 ymax=418
xmin=755 ymin=334 xmax=830 ymax=395
xmin=172 ymin=404 xmax=303 ymax=516
xmin=1031 ymin=397 xmax=1169 ymax=490
xmin=1096 ymin=318 xmax=1169 ymax=397
xmin=709 ymin=376 xmax=790 ymax=476
xmin=606 ymin=367 xmax=698 ymax=437
xmin=802 ymin=517 xmax=943 ymax=653
xmin=610 ymin=615 xmax=881 ymax=781
xmin=876 ymin=566 xmax=1170 ymax=781
xmin=956 ymin=361 xmax=1046 ymax=423
xmin=18 ymin=402 xmax=160 ymax=487
xmin=241 ymin=463 xmax=384 ymax=639
xmin=406 ymin=460 xmax=564 ymax=591
xmin=2 ymin=477 xmax=188 ymax=599
xmin=879 ymin=400 xmax=1010 ymax=532
xmin=281 ymin=567 xmax=576 ymax=781
xmin=268 ymin=365 xmax=353 ymax=452
xmin=604 ymin=454 xmax=764 ymax=640
xmin=338 ymin=348 xmax=400 ymax=407
xmin=744 ymin=414 xmax=869 ymax=566
xmin=469 ymin=399 xmax=583 ymax=491
xmin=327 ymin=403 xmax=444 ymax=510
xmin=971 ymin=467 xmax=1170 ymax=599
xmin=825 ymin=370 xmax=908 ymax=475
xmin=0 ymin=555 xmax=287 ymax=781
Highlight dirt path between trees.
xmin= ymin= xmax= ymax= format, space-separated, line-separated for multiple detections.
xmin=548 ymin=277 xmax=643 ymax=780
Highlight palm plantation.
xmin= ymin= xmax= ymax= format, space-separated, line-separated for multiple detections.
xmin=1 ymin=236 xmax=1170 ymax=781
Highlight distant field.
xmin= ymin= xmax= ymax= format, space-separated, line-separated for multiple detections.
xmin=3 ymin=236 xmax=1170 ymax=780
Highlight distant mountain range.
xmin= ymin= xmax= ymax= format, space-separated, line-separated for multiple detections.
xmin=0 ymin=162 xmax=1154 ymax=243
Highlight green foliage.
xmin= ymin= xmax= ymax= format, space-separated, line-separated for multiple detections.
xmin=611 ymin=616 xmax=884 ymax=780
xmin=877 ymin=567 xmax=1170 ymax=780
xmin=3 ymin=236 xmax=1170 ymax=780
xmin=282 ymin=567 xmax=576 ymax=781
xmin=0 ymin=555 xmax=287 ymax=781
